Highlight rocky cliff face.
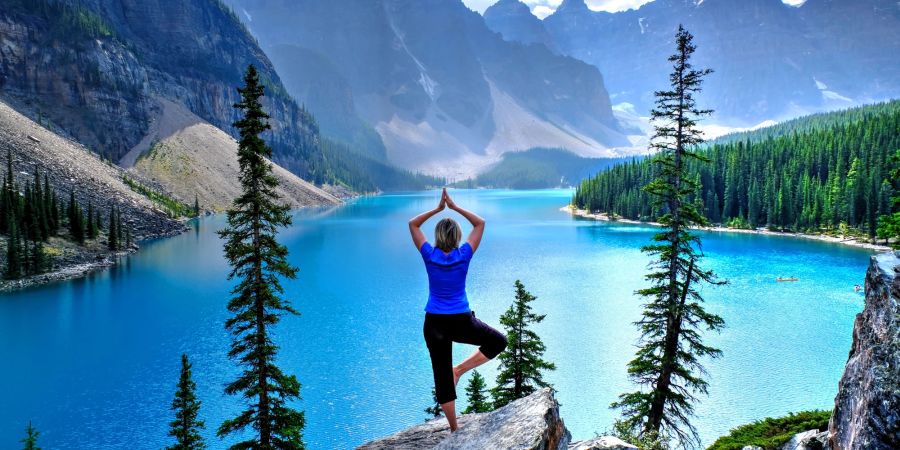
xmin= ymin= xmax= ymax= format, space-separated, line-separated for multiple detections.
xmin=0 ymin=0 xmax=324 ymax=180
xmin=829 ymin=251 xmax=900 ymax=450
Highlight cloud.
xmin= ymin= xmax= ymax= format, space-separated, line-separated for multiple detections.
xmin=463 ymin=0 xmax=810 ymax=17
xmin=532 ymin=5 xmax=556 ymax=18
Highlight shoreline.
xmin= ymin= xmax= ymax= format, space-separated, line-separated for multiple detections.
xmin=561 ymin=205 xmax=893 ymax=252
xmin=0 ymin=224 xmax=189 ymax=294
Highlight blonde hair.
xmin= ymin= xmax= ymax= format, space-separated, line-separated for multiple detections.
xmin=434 ymin=218 xmax=462 ymax=252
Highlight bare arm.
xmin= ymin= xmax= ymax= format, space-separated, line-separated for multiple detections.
xmin=443 ymin=189 xmax=485 ymax=253
xmin=408 ymin=195 xmax=446 ymax=250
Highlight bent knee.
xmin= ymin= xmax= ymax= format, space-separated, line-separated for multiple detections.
xmin=482 ymin=331 xmax=508 ymax=359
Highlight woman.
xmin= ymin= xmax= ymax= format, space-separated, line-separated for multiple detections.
xmin=408 ymin=188 xmax=507 ymax=432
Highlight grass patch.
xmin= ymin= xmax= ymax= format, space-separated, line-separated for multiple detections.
xmin=122 ymin=175 xmax=195 ymax=219
xmin=707 ymin=410 xmax=830 ymax=450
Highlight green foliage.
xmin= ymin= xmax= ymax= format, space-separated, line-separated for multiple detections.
xmin=320 ymin=139 xmax=444 ymax=192
xmin=21 ymin=421 xmax=40 ymax=450
xmin=605 ymin=419 xmax=667 ymax=450
xmin=425 ymin=388 xmax=443 ymax=420
xmin=611 ymin=26 xmax=724 ymax=449
xmin=574 ymin=101 xmax=900 ymax=237
xmin=6 ymin=0 xmax=116 ymax=42
xmin=107 ymin=207 xmax=119 ymax=251
xmin=122 ymin=176 xmax=195 ymax=218
xmin=167 ymin=354 xmax=206 ymax=450
xmin=492 ymin=280 xmax=555 ymax=409
xmin=216 ymin=65 xmax=305 ymax=449
xmin=1 ymin=155 xmax=56 ymax=279
xmin=463 ymin=370 xmax=492 ymax=414
xmin=461 ymin=148 xmax=631 ymax=189
xmin=876 ymin=149 xmax=900 ymax=248
xmin=706 ymin=410 xmax=830 ymax=450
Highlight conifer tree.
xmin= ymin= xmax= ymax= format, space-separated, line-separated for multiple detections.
xmin=21 ymin=421 xmax=40 ymax=450
xmin=216 ymin=65 xmax=305 ymax=449
xmin=87 ymin=201 xmax=98 ymax=239
xmin=108 ymin=207 xmax=118 ymax=251
xmin=424 ymin=388 xmax=442 ymax=419
xmin=194 ymin=195 xmax=200 ymax=217
xmin=877 ymin=149 xmax=900 ymax=248
xmin=167 ymin=354 xmax=206 ymax=450
xmin=611 ymin=26 xmax=725 ymax=449
xmin=463 ymin=370 xmax=491 ymax=414
xmin=492 ymin=280 xmax=555 ymax=409
xmin=6 ymin=218 xmax=22 ymax=280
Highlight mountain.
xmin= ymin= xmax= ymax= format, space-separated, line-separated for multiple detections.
xmin=0 ymin=0 xmax=328 ymax=181
xmin=483 ymin=0 xmax=558 ymax=51
xmin=484 ymin=0 xmax=900 ymax=126
xmin=127 ymin=99 xmax=341 ymax=212
xmin=573 ymin=100 xmax=900 ymax=236
xmin=224 ymin=0 xmax=630 ymax=180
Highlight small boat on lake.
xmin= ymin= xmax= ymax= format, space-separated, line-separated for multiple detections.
xmin=777 ymin=277 xmax=799 ymax=282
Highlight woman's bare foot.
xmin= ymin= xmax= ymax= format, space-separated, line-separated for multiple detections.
xmin=453 ymin=365 xmax=464 ymax=386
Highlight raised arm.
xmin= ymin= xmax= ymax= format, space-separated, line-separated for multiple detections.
xmin=443 ymin=189 xmax=485 ymax=253
xmin=408 ymin=194 xmax=446 ymax=250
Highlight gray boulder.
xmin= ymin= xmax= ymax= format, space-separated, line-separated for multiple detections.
xmin=357 ymin=388 xmax=570 ymax=450
xmin=568 ymin=436 xmax=637 ymax=449
xmin=829 ymin=251 xmax=900 ymax=450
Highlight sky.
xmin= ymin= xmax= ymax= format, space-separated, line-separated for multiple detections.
xmin=463 ymin=0 xmax=808 ymax=19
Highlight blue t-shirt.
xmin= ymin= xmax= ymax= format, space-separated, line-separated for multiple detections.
xmin=420 ymin=241 xmax=474 ymax=314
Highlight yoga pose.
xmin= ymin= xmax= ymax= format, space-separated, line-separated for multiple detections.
xmin=408 ymin=188 xmax=507 ymax=432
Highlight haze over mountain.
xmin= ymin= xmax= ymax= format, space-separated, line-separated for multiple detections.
xmin=484 ymin=0 xmax=900 ymax=126
xmin=224 ymin=0 xmax=631 ymax=180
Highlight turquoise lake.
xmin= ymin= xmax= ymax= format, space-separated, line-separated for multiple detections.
xmin=0 ymin=189 xmax=873 ymax=449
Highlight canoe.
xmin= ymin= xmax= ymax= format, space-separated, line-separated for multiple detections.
xmin=776 ymin=277 xmax=799 ymax=282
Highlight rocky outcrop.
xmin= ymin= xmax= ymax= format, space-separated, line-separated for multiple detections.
xmin=569 ymin=437 xmax=636 ymax=450
xmin=829 ymin=251 xmax=900 ymax=450
xmin=358 ymin=388 xmax=571 ymax=450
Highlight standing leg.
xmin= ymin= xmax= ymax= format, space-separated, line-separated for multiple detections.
xmin=425 ymin=315 xmax=460 ymax=431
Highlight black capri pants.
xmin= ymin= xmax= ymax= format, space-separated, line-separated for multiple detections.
xmin=423 ymin=311 xmax=507 ymax=404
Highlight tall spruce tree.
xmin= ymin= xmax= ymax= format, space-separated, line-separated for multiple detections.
xmin=167 ymin=354 xmax=206 ymax=450
xmin=492 ymin=280 xmax=555 ymax=409
xmin=216 ymin=65 xmax=305 ymax=449
xmin=611 ymin=26 xmax=725 ymax=448
xmin=21 ymin=421 xmax=40 ymax=450
xmin=463 ymin=370 xmax=492 ymax=414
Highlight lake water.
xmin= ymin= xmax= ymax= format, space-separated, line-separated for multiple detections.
xmin=0 ymin=190 xmax=872 ymax=449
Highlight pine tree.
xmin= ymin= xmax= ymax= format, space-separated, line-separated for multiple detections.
xmin=611 ymin=26 xmax=725 ymax=449
xmin=216 ymin=65 xmax=305 ymax=449
xmin=108 ymin=207 xmax=118 ymax=251
xmin=167 ymin=354 xmax=206 ymax=450
xmin=194 ymin=195 xmax=200 ymax=217
xmin=877 ymin=149 xmax=900 ymax=248
xmin=125 ymin=227 xmax=132 ymax=249
xmin=492 ymin=280 xmax=555 ymax=409
xmin=87 ymin=201 xmax=98 ymax=239
xmin=463 ymin=370 xmax=491 ymax=414
xmin=424 ymin=388 xmax=442 ymax=420
xmin=6 ymin=218 xmax=22 ymax=280
xmin=21 ymin=421 xmax=40 ymax=450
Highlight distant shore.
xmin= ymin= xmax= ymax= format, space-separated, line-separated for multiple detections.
xmin=561 ymin=205 xmax=893 ymax=252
